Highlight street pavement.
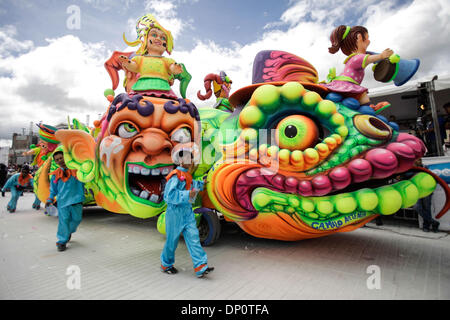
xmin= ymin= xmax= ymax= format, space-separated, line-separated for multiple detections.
xmin=1 ymin=192 xmax=449 ymax=300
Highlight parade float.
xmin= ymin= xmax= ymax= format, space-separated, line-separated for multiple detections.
xmin=23 ymin=124 xmax=60 ymax=209
xmin=54 ymin=16 xmax=450 ymax=244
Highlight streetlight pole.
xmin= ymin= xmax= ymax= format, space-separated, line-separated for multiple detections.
xmin=426 ymin=75 xmax=443 ymax=156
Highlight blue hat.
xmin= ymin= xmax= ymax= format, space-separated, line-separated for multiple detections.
xmin=394 ymin=58 xmax=420 ymax=86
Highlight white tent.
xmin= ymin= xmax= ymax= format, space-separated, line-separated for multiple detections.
xmin=368 ymin=74 xmax=450 ymax=121
xmin=369 ymin=75 xmax=450 ymax=230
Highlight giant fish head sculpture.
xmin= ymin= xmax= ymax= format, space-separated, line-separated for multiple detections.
xmin=55 ymin=94 xmax=201 ymax=218
xmin=204 ymin=50 xmax=448 ymax=241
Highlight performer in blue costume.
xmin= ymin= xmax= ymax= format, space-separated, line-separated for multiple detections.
xmin=160 ymin=151 xmax=214 ymax=278
xmin=1 ymin=165 xmax=33 ymax=213
xmin=45 ymin=151 xmax=85 ymax=252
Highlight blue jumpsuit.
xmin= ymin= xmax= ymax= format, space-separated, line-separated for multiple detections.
xmin=1 ymin=173 xmax=33 ymax=212
xmin=47 ymin=169 xmax=85 ymax=245
xmin=160 ymin=166 xmax=209 ymax=276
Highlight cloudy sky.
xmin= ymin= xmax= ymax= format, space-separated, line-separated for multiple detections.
xmin=0 ymin=0 xmax=449 ymax=147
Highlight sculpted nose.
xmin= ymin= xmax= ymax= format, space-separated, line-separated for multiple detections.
xmin=131 ymin=129 xmax=172 ymax=155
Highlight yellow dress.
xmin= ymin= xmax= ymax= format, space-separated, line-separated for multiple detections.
xmin=131 ymin=55 xmax=176 ymax=91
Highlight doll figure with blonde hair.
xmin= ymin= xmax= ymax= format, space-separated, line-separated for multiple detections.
xmin=322 ymin=25 xmax=393 ymax=112
xmin=118 ymin=14 xmax=191 ymax=99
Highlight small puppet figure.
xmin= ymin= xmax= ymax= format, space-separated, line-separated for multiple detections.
xmin=23 ymin=124 xmax=59 ymax=168
xmin=322 ymin=25 xmax=393 ymax=112
xmin=22 ymin=124 xmax=59 ymax=210
xmin=117 ymin=14 xmax=192 ymax=99
xmin=197 ymin=71 xmax=234 ymax=112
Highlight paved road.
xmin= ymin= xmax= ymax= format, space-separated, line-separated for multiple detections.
xmin=1 ymin=193 xmax=449 ymax=300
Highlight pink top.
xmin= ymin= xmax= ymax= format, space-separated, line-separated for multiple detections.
xmin=322 ymin=53 xmax=370 ymax=95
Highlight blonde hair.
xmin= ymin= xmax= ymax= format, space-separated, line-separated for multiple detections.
xmin=123 ymin=14 xmax=173 ymax=55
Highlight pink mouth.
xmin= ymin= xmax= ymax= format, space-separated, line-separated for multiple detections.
xmin=235 ymin=133 xmax=426 ymax=212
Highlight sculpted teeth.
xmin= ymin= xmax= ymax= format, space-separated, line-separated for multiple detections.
xmin=251 ymin=172 xmax=436 ymax=219
xmin=128 ymin=164 xmax=174 ymax=176
xmin=140 ymin=190 xmax=149 ymax=199
xmin=127 ymin=164 xmax=174 ymax=204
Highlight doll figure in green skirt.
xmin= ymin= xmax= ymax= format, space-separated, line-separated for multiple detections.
xmin=119 ymin=14 xmax=191 ymax=99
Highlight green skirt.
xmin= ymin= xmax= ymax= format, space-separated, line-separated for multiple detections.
xmin=132 ymin=77 xmax=171 ymax=91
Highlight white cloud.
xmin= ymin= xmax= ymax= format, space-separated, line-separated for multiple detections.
xmin=0 ymin=32 xmax=111 ymax=141
xmin=1 ymin=0 xmax=449 ymax=147
xmin=82 ymin=0 xmax=136 ymax=12
xmin=0 ymin=25 xmax=34 ymax=58
xmin=144 ymin=0 xmax=187 ymax=39
xmin=176 ymin=0 xmax=450 ymax=108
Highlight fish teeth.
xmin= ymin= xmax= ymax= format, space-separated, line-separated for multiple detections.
xmin=161 ymin=168 xmax=170 ymax=175
xmin=141 ymin=168 xmax=150 ymax=175
xmin=149 ymin=194 xmax=159 ymax=202
xmin=151 ymin=168 xmax=160 ymax=176
xmin=131 ymin=187 xmax=140 ymax=196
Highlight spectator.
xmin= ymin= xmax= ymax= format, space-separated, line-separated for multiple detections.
xmin=423 ymin=104 xmax=450 ymax=155
xmin=415 ymin=195 xmax=440 ymax=233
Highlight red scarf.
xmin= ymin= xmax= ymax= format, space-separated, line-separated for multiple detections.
xmin=50 ymin=168 xmax=78 ymax=183
xmin=18 ymin=174 xmax=33 ymax=186
xmin=165 ymin=169 xmax=192 ymax=190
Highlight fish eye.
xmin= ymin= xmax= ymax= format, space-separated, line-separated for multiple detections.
xmin=117 ymin=122 xmax=139 ymax=138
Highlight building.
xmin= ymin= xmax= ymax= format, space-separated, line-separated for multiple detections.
xmin=9 ymin=132 xmax=39 ymax=165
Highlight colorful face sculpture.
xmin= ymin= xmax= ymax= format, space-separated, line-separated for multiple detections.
xmin=56 ymin=94 xmax=201 ymax=218
xmin=201 ymin=50 xmax=445 ymax=241
xmin=54 ymin=49 xmax=448 ymax=242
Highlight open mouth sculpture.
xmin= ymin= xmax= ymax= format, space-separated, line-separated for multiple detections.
xmin=126 ymin=163 xmax=174 ymax=204
xmin=54 ymin=93 xmax=201 ymax=218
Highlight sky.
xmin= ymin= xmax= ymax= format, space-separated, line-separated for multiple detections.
xmin=0 ymin=0 xmax=449 ymax=147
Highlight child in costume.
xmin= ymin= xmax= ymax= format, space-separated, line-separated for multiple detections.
xmin=160 ymin=150 xmax=214 ymax=278
xmin=197 ymin=71 xmax=234 ymax=112
xmin=1 ymin=165 xmax=33 ymax=213
xmin=45 ymin=151 xmax=85 ymax=252
xmin=322 ymin=25 xmax=393 ymax=111
xmin=119 ymin=14 xmax=191 ymax=99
